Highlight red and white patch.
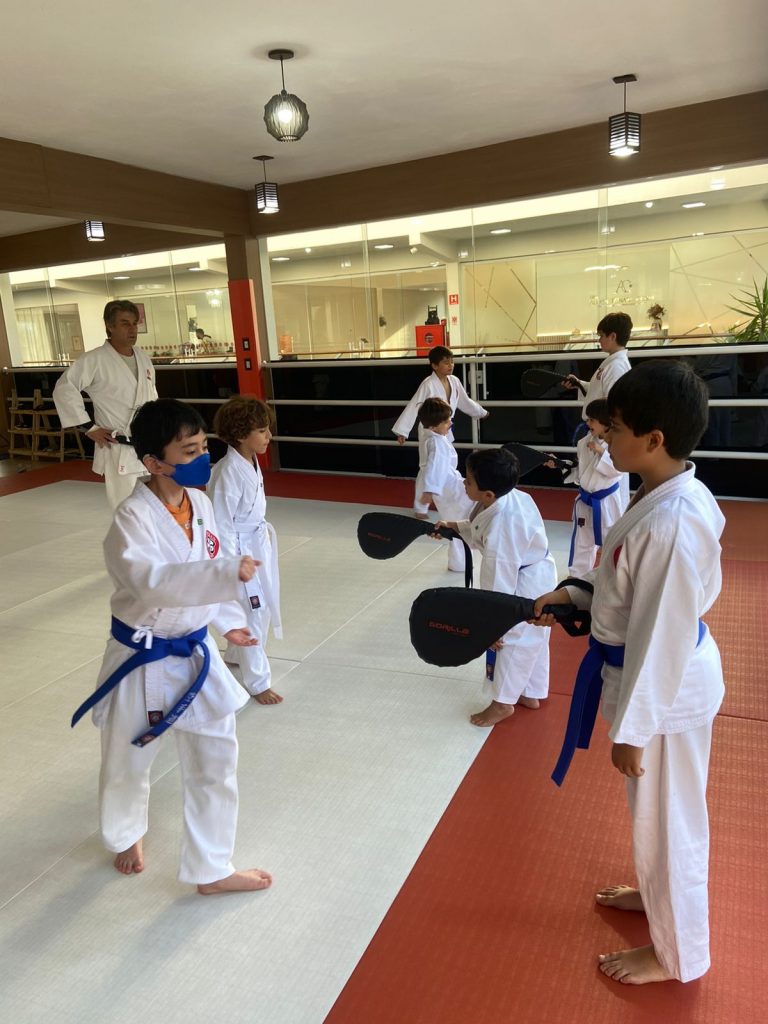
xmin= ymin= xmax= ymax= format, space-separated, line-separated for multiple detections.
xmin=205 ymin=530 xmax=220 ymax=558
xmin=612 ymin=544 xmax=623 ymax=568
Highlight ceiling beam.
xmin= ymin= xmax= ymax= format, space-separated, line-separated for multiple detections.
xmin=0 ymin=136 xmax=251 ymax=235
xmin=251 ymin=90 xmax=768 ymax=234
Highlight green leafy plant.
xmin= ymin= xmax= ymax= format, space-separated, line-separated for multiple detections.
xmin=727 ymin=279 xmax=768 ymax=341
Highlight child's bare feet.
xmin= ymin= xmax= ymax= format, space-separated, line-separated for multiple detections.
xmin=595 ymin=884 xmax=644 ymax=911
xmin=470 ymin=701 xmax=515 ymax=727
xmin=517 ymin=696 xmax=540 ymax=709
xmin=114 ymin=839 xmax=144 ymax=875
xmin=197 ymin=868 xmax=273 ymax=895
xmin=598 ymin=944 xmax=674 ymax=984
xmin=254 ymin=688 xmax=283 ymax=705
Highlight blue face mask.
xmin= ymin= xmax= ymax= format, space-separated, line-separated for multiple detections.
xmin=159 ymin=452 xmax=211 ymax=487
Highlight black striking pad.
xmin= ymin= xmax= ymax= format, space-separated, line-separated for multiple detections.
xmin=409 ymin=587 xmax=590 ymax=666
xmin=357 ymin=512 xmax=457 ymax=560
xmin=503 ymin=442 xmax=570 ymax=477
xmin=520 ymin=367 xmax=569 ymax=398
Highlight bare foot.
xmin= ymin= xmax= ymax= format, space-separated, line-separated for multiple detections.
xmin=414 ymin=512 xmax=429 ymax=520
xmin=114 ymin=839 xmax=144 ymax=875
xmin=517 ymin=696 xmax=540 ymax=709
xmin=253 ymin=688 xmax=283 ymax=705
xmin=470 ymin=701 xmax=515 ymax=727
xmin=598 ymin=944 xmax=674 ymax=985
xmin=595 ymin=884 xmax=644 ymax=911
xmin=197 ymin=868 xmax=273 ymax=895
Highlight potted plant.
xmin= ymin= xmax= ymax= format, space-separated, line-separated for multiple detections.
xmin=647 ymin=303 xmax=666 ymax=332
xmin=728 ymin=279 xmax=768 ymax=342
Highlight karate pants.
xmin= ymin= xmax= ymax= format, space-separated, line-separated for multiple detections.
xmin=626 ymin=722 xmax=713 ymax=982
xmin=104 ymin=465 xmax=146 ymax=510
xmin=568 ymin=513 xmax=599 ymax=576
xmin=226 ymin=599 xmax=273 ymax=695
xmin=484 ymin=621 xmax=550 ymax=704
xmin=99 ymin=688 xmax=239 ymax=886
xmin=413 ymin=467 xmax=430 ymax=516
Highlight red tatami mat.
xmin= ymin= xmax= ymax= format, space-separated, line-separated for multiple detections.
xmin=324 ymin=551 xmax=767 ymax=1024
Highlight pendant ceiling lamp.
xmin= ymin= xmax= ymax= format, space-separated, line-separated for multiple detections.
xmin=608 ymin=74 xmax=640 ymax=157
xmin=263 ymin=48 xmax=309 ymax=142
xmin=85 ymin=220 xmax=105 ymax=241
xmin=253 ymin=155 xmax=279 ymax=214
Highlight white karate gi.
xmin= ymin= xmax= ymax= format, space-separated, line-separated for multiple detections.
xmin=53 ymin=341 xmax=157 ymax=508
xmin=457 ymin=490 xmax=557 ymax=704
xmin=208 ymin=447 xmax=282 ymax=695
xmin=392 ymin=373 xmax=487 ymax=514
xmin=578 ymin=348 xmax=631 ymax=417
xmin=420 ymin=431 xmax=474 ymax=572
xmin=94 ymin=483 xmax=249 ymax=885
xmin=566 ymin=464 xmax=724 ymax=981
xmin=566 ymin=432 xmax=626 ymax=575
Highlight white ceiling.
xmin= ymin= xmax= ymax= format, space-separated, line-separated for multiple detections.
xmin=0 ymin=212 xmax=78 ymax=237
xmin=1 ymin=0 xmax=767 ymax=193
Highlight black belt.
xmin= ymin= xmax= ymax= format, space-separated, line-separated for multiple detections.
xmin=113 ymin=435 xmax=134 ymax=446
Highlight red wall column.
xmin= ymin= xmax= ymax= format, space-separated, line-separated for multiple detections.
xmin=228 ymin=277 xmax=271 ymax=467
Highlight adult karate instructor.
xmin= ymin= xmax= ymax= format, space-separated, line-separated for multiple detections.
xmin=53 ymin=300 xmax=158 ymax=508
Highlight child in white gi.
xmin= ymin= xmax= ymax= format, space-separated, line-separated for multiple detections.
xmin=440 ymin=447 xmax=557 ymax=728
xmin=533 ymin=360 xmax=724 ymax=985
xmin=75 ymin=398 xmax=272 ymax=894
xmin=416 ymin=397 xmax=473 ymax=572
xmin=208 ymin=396 xmax=283 ymax=705
xmin=392 ymin=345 xmax=488 ymax=518
xmin=564 ymin=398 xmax=626 ymax=575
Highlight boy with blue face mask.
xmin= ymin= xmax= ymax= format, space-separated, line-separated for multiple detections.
xmin=71 ymin=399 xmax=273 ymax=894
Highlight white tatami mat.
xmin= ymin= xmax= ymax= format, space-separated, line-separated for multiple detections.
xmin=0 ymin=481 xmax=571 ymax=1024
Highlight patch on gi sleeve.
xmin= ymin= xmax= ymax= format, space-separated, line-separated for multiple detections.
xmin=249 ymin=595 xmax=261 ymax=610
xmin=205 ymin=530 xmax=220 ymax=558
xmin=612 ymin=543 xmax=623 ymax=568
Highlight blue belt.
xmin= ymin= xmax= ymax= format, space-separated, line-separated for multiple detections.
xmin=572 ymin=421 xmax=589 ymax=444
xmin=552 ymin=620 xmax=707 ymax=786
xmin=568 ymin=481 xmax=620 ymax=565
xmin=71 ymin=617 xmax=211 ymax=747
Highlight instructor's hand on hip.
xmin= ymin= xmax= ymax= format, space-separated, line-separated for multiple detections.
xmin=238 ymin=556 xmax=260 ymax=582
xmin=87 ymin=426 xmax=118 ymax=448
xmin=529 ymin=589 xmax=572 ymax=625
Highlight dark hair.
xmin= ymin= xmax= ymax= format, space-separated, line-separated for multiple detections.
xmin=104 ymin=300 xmax=140 ymax=335
xmin=428 ymin=345 xmax=453 ymax=365
xmin=597 ymin=312 xmax=633 ymax=347
xmin=607 ymin=360 xmax=709 ymax=459
xmin=130 ymin=399 xmax=207 ymax=462
xmin=465 ymin=447 xmax=520 ymax=497
xmin=214 ymin=396 xmax=274 ymax=445
xmin=584 ymin=398 xmax=610 ymax=426
xmin=417 ymin=397 xmax=452 ymax=428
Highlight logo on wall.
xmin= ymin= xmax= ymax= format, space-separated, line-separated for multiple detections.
xmin=449 ymin=294 xmax=460 ymax=305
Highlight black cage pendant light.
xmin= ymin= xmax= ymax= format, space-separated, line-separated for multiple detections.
xmin=608 ymin=74 xmax=641 ymax=157
xmin=263 ymin=48 xmax=309 ymax=142
xmin=253 ymin=155 xmax=279 ymax=215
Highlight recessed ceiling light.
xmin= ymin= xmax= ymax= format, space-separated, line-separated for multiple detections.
xmin=709 ymin=179 xmax=726 ymax=190
xmin=304 ymin=247 xmax=313 ymax=253
xmin=340 ymin=259 xmax=352 ymax=268
xmin=188 ymin=267 xmax=203 ymax=272
xmin=458 ymin=250 xmax=469 ymax=258
xmin=429 ymin=261 xmax=442 ymax=268
xmin=490 ymin=228 xmax=511 ymax=235
xmin=692 ymin=232 xmax=705 ymax=237
xmin=682 ymin=201 xmax=706 ymax=209
xmin=600 ymin=226 xmax=616 ymax=234
xmin=374 ymin=244 xmax=394 ymax=250
xmin=644 ymin=201 xmax=654 ymax=209
xmin=272 ymin=256 xmax=290 ymax=262
xmin=114 ymin=275 xmax=130 ymax=280
xmin=584 ymin=264 xmax=621 ymax=272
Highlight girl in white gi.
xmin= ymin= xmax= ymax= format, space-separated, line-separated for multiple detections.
xmin=392 ymin=346 xmax=488 ymax=518
xmin=416 ymin=398 xmax=473 ymax=573
xmin=533 ymin=361 xmax=724 ymax=985
xmin=440 ymin=447 xmax=557 ymax=728
xmin=76 ymin=399 xmax=272 ymax=894
xmin=564 ymin=398 xmax=626 ymax=575
xmin=208 ymin=397 xmax=283 ymax=705
xmin=53 ymin=300 xmax=158 ymax=508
